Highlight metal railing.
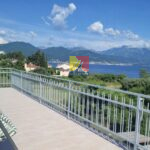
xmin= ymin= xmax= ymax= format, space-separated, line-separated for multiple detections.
xmin=0 ymin=68 xmax=150 ymax=150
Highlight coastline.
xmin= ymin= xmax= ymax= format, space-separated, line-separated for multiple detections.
xmin=48 ymin=61 xmax=133 ymax=66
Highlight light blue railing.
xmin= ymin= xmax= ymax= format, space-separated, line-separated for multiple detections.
xmin=0 ymin=68 xmax=150 ymax=150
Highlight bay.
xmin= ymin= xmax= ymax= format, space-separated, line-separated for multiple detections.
xmin=89 ymin=64 xmax=150 ymax=78
xmin=49 ymin=62 xmax=150 ymax=78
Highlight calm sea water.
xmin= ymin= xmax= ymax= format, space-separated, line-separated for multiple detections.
xmin=89 ymin=64 xmax=150 ymax=78
xmin=49 ymin=62 xmax=150 ymax=78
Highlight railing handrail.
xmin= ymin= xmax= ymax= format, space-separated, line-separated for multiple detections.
xmin=4 ymin=67 xmax=150 ymax=99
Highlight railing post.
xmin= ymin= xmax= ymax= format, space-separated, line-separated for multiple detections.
xmin=134 ymin=95 xmax=142 ymax=150
xmin=40 ymin=75 xmax=42 ymax=103
xmin=10 ymin=68 xmax=13 ymax=87
xmin=20 ymin=71 xmax=22 ymax=91
xmin=68 ymin=81 xmax=71 ymax=119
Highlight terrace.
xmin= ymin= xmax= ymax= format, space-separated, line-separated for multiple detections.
xmin=0 ymin=68 xmax=150 ymax=150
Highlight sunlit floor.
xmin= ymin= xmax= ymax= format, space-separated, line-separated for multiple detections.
xmin=0 ymin=88 xmax=122 ymax=150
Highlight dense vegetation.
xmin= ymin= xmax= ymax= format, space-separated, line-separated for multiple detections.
xmin=27 ymin=50 xmax=48 ymax=68
xmin=0 ymin=51 xmax=59 ymax=75
xmin=67 ymin=69 xmax=150 ymax=95
xmin=0 ymin=51 xmax=25 ymax=70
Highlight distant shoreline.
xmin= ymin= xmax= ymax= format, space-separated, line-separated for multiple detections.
xmin=89 ymin=62 xmax=133 ymax=66
xmin=48 ymin=61 xmax=133 ymax=66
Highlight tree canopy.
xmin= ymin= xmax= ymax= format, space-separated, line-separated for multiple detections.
xmin=27 ymin=50 xmax=47 ymax=68
xmin=140 ymin=69 xmax=150 ymax=78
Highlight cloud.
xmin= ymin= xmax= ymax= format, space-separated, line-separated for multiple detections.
xmin=0 ymin=30 xmax=6 ymax=36
xmin=0 ymin=28 xmax=39 ymax=44
xmin=29 ymin=31 xmax=37 ymax=39
xmin=41 ymin=17 xmax=50 ymax=26
xmin=0 ymin=19 xmax=148 ymax=51
xmin=43 ymin=3 xmax=76 ymax=29
xmin=123 ymin=30 xmax=139 ymax=40
xmin=88 ymin=21 xmax=140 ymax=40
xmin=44 ymin=30 xmax=150 ymax=51
xmin=65 ymin=38 xmax=150 ymax=51
xmin=87 ymin=21 xmax=104 ymax=33
xmin=0 ymin=37 xmax=8 ymax=44
xmin=105 ymin=28 xmax=120 ymax=36
xmin=1 ymin=26 xmax=148 ymax=51
xmin=88 ymin=21 xmax=120 ymax=36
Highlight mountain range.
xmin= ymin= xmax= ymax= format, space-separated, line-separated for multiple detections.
xmin=0 ymin=41 xmax=150 ymax=65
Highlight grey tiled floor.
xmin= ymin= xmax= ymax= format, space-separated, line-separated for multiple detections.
xmin=0 ymin=88 xmax=122 ymax=150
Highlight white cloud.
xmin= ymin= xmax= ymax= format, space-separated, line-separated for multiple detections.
xmin=88 ymin=21 xmax=121 ymax=36
xmin=87 ymin=21 xmax=104 ymax=33
xmin=0 ymin=30 xmax=6 ymax=36
xmin=88 ymin=21 xmax=140 ymax=41
xmin=0 ymin=21 xmax=149 ymax=51
xmin=41 ymin=17 xmax=50 ymax=26
xmin=44 ymin=31 xmax=150 ymax=51
xmin=105 ymin=28 xmax=120 ymax=36
xmin=68 ymin=38 xmax=150 ymax=51
xmin=0 ymin=37 xmax=8 ymax=44
xmin=123 ymin=30 xmax=139 ymax=40
xmin=0 ymin=28 xmax=39 ymax=44
xmin=29 ymin=31 xmax=37 ymax=38
xmin=43 ymin=3 xmax=76 ymax=29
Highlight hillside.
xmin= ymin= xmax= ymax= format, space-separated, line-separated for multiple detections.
xmin=0 ymin=42 xmax=37 ymax=56
xmin=100 ymin=46 xmax=150 ymax=65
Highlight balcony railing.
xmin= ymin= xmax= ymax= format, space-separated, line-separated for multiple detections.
xmin=0 ymin=68 xmax=150 ymax=150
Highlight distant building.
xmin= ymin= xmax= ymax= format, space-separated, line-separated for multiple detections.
xmin=24 ymin=63 xmax=39 ymax=72
xmin=56 ymin=64 xmax=70 ymax=77
xmin=48 ymin=64 xmax=52 ymax=68
xmin=11 ymin=59 xmax=18 ymax=64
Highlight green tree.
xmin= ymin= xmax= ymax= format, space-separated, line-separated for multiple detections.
xmin=27 ymin=51 xmax=47 ymax=68
xmin=33 ymin=68 xmax=48 ymax=75
xmin=0 ymin=59 xmax=13 ymax=68
xmin=14 ymin=60 xmax=24 ymax=70
xmin=140 ymin=69 xmax=150 ymax=78
xmin=47 ymin=68 xmax=57 ymax=75
xmin=7 ymin=51 xmax=25 ymax=61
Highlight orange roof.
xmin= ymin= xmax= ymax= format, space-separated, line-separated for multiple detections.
xmin=26 ymin=63 xmax=38 ymax=68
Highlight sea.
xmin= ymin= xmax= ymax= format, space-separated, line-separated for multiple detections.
xmin=49 ymin=62 xmax=150 ymax=78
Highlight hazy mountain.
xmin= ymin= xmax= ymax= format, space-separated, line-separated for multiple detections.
xmin=100 ymin=46 xmax=150 ymax=65
xmin=0 ymin=42 xmax=38 ymax=56
xmin=1 ymin=42 xmax=150 ymax=65
xmin=44 ymin=47 xmax=71 ymax=60
xmin=69 ymin=47 xmax=91 ymax=51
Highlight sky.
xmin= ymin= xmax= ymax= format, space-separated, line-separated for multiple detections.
xmin=0 ymin=0 xmax=150 ymax=51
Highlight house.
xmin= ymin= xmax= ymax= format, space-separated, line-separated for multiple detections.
xmin=24 ymin=63 xmax=39 ymax=72
xmin=48 ymin=64 xmax=52 ymax=68
xmin=11 ymin=59 xmax=18 ymax=64
xmin=56 ymin=64 xmax=70 ymax=77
